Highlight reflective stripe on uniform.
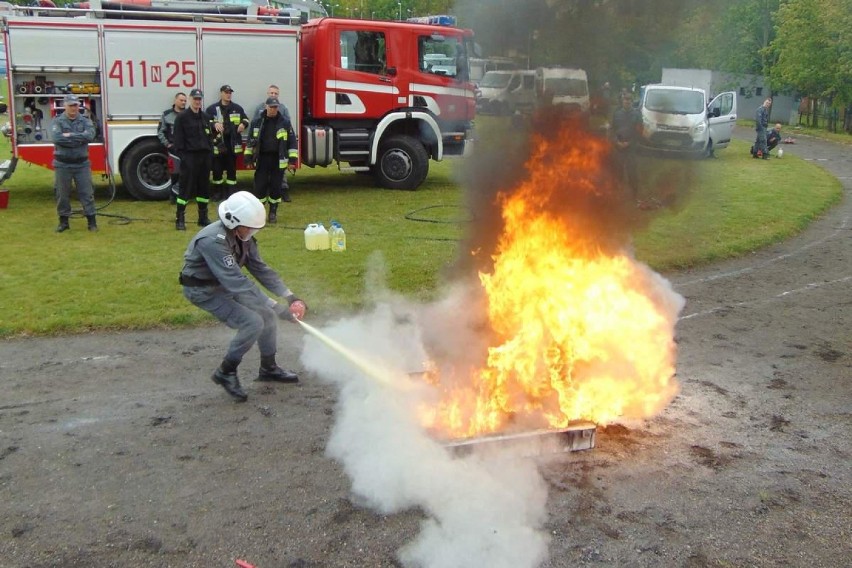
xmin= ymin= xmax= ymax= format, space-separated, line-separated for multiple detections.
xmin=276 ymin=128 xmax=287 ymax=140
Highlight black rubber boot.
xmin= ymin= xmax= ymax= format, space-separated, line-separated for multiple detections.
xmin=197 ymin=203 xmax=211 ymax=226
xmin=175 ymin=205 xmax=186 ymax=231
xmin=55 ymin=216 xmax=70 ymax=233
xmin=86 ymin=214 xmax=98 ymax=232
xmin=211 ymin=359 xmax=247 ymax=402
xmin=268 ymin=203 xmax=278 ymax=223
xmin=257 ymin=354 xmax=299 ymax=383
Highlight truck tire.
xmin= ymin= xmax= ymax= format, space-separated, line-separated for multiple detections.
xmin=120 ymin=139 xmax=171 ymax=200
xmin=374 ymin=135 xmax=428 ymax=191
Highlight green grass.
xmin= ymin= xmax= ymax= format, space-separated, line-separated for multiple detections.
xmin=0 ymin=117 xmax=841 ymax=337
xmin=634 ymin=138 xmax=841 ymax=268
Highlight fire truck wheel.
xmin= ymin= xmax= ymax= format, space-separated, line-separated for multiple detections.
xmin=374 ymin=135 xmax=428 ymax=191
xmin=120 ymin=139 xmax=172 ymax=201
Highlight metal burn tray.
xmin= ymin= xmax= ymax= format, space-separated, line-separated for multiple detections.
xmin=442 ymin=421 xmax=596 ymax=456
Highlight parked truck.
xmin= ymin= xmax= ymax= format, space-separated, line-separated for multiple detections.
xmin=0 ymin=1 xmax=476 ymax=197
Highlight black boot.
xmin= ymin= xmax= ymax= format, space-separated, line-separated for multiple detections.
xmin=281 ymin=179 xmax=291 ymax=202
xmin=268 ymin=203 xmax=278 ymax=223
xmin=86 ymin=214 xmax=98 ymax=232
xmin=211 ymin=359 xmax=247 ymax=402
xmin=197 ymin=203 xmax=211 ymax=226
xmin=257 ymin=354 xmax=299 ymax=383
xmin=55 ymin=216 xmax=70 ymax=233
xmin=175 ymin=205 xmax=186 ymax=231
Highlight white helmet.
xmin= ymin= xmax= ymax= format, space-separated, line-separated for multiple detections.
xmin=218 ymin=191 xmax=266 ymax=230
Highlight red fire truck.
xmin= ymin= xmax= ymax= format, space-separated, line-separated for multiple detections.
xmin=0 ymin=1 xmax=476 ymax=198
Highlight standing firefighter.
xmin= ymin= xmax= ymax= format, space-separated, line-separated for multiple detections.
xmin=179 ymin=191 xmax=307 ymax=402
xmin=173 ymin=88 xmax=215 ymax=230
xmin=244 ymin=97 xmax=298 ymax=223
xmin=51 ymin=94 xmax=97 ymax=232
xmin=206 ymin=84 xmax=249 ymax=199
xmin=157 ymin=92 xmax=187 ymax=203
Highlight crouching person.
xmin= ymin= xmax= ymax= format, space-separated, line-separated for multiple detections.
xmin=179 ymin=191 xmax=308 ymax=402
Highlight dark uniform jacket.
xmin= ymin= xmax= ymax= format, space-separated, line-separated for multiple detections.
xmin=755 ymin=105 xmax=770 ymax=132
xmin=181 ymin=221 xmax=292 ymax=310
xmin=766 ymin=129 xmax=781 ymax=150
xmin=205 ymin=101 xmax=249 ymax=155
xmin=244 ymin=112 xmax=298 ymax=168
xmin=51 ymin=112 xmax=95 ymax=164
xmin=173 ymin=108 xmax=214 ymax=154
xmin=611 ymin=106 xmax=641 ymax=146
xmin=157 ymin=107 xmax=180 ymax=148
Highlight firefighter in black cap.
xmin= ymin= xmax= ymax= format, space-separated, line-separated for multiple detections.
xmin=173 ymin=88 xmax=215 ymax=230
xmin=243 ymin=97 xmax=298 ymax=223
xmin=206 ymin=84 xmax=249 ymax=199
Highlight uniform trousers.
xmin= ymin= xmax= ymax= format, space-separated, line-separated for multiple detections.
xmin=212 ymin=152 xmax=238 ymax=197
xmin=182 ymin=286 xmax=279 ymax=364
xmin=54 ymin=161 xmax=95 ymax=217
xmin=177 ymin=150 xmax=211 ymax=205
xmin=252 ymin=152 xmax=284 ymax=203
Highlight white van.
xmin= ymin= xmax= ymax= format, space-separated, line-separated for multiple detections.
xmin=639 ymin=85 xmax=737 ymax=157
xmin=536 ymin=67 xmax=589 ymax=113
xmin=475 ymin=70 xmax=537 ymax=115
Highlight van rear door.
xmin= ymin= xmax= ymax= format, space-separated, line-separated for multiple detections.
xmin=708 ymin=91 xmax=737 ymax=151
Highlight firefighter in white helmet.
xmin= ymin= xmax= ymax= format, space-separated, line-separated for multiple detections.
xmin=179 ymin=191 xmax=307 ymax=402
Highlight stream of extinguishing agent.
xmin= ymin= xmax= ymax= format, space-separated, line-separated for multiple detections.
xmin=296 ymin=319 xmax=409 ymax=389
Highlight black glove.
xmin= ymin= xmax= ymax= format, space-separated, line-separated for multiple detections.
xmin=273 ymin=302 xmax=297 ymax=322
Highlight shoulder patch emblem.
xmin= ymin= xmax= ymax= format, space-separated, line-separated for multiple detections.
xmin=222 ymin=254 xmax=236 ymax=268
xmin=216 ymin=233 xmax=226 ymax=240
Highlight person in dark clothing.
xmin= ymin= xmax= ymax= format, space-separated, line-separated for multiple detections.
xmin=253 ymin=85 xmax=294 ymax=202
xmin=610 ymin=92 xmax=641 ymax=201
xmin=179 ymin=191 xmax=307 ymax=402
xmin=243 ymin=97 xmax=298 ymax=223
xmin=206 ymin=85 xmax=249 ymax=199
xmin=173 ymin=88 xmax=215 ymax=230
xmin=766 ymin=123 xmax=782 ymax=153
xmin=754 ymin=98 xmax=772 ymax=159
xmin=157 ymin=92 xmax=187 ymax=203
xmin=51 ymin=94 xmax=97 ymax=232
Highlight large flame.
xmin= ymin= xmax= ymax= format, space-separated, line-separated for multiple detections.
xmin=421 ymin=116 xmax=681 ymax=439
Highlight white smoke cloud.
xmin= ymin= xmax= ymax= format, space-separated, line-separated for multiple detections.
xmin=300 ymin=296 xmax=551 ymax=568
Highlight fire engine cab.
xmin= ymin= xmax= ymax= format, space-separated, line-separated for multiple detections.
xmin=0 ymin=1 xmax=476 ymax=198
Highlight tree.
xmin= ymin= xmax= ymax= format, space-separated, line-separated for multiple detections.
xmin=769 ymin=0 xmax=851 ymax=127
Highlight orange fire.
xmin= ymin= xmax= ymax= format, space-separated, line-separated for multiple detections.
xmin=420 ymin=117 xmax=681 ymax=439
